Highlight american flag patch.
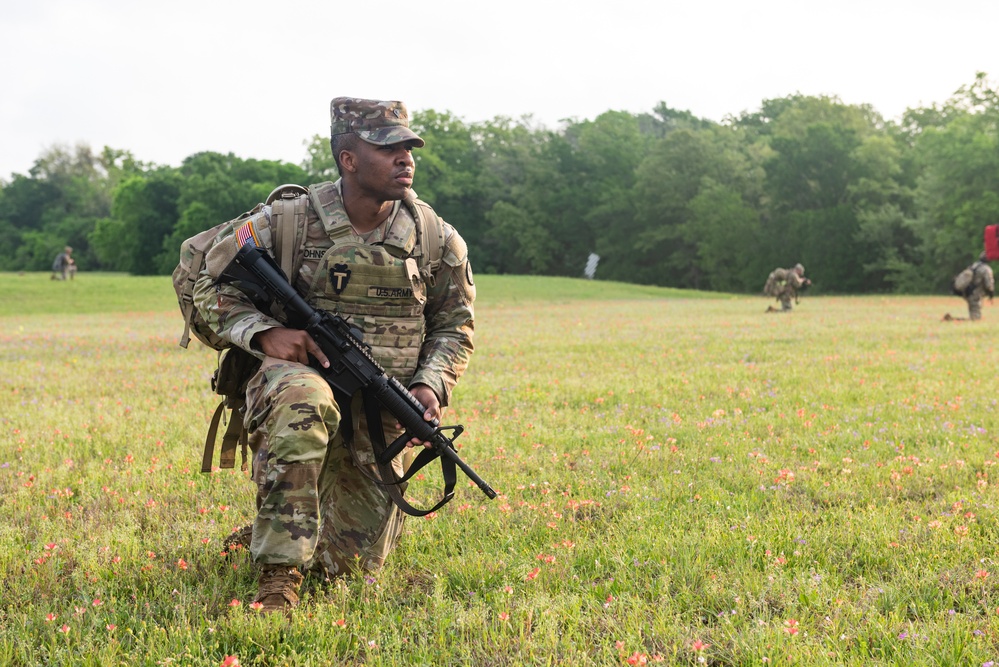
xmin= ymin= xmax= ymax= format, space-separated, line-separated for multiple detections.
xmin=235 ymin=220 xmax=259 ymax=248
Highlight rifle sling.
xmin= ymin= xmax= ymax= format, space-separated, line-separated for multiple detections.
xmin=335 ymin=387 xmax=456 ymax=517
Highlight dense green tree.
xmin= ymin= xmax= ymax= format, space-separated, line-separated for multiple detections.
xmin=301 ymin=135 xmax=339 ymax=184
xmin=563 ymin=111 xmax=650 ymax=279
xmin=752 ymin=97 xmax=896 ymax=292
xmin=6 ymin=75 xmax=999 ymax=294
xmin=625 ymin=122 xmax=763 ymax=288
xmin=0 ymin=143 xmax=141 ymax=270
xmin=902 ymin=75 xmax=999 ymax=291
xmin=410 ymin=110 xmax=489 ymax=256
xmin=473 ymin=116 xmax=557 ymax=274
xmin=686 ymin=178 xmax=763 ymax=291
xmin=90 ymin=171 xmax=181 ymax=274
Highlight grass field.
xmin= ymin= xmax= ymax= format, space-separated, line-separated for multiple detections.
xmin=2 ymin=272 xmax=999 ymax=666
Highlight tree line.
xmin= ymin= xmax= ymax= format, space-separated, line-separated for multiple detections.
xmin=3 ymin=73 xmax=998 ymax=294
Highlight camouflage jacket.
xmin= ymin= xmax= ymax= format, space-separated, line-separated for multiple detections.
xmin=764 ymin=267 xmax=807 ymax=298
xmin=972 ymin=262 xmax=996 ymax=297
xmin=192 ymin=181 xmax=475 ymax=406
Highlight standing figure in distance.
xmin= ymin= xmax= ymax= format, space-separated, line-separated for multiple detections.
xmin=944 ymin=252 xmax=994 ymax=321
xmin=763 ymin=263 xmax=811 ymax=312
xmin=192 ymin=97 xmax=476 ymax=614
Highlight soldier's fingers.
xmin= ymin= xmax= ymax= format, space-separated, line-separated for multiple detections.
xmin=307 ymin=336 xmax=330 ymax=368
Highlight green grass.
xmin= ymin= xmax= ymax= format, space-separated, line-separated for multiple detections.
xmin=3 ymin=272 xmax=999 ymax=665
xmin=0 ymin=271 xmax=725 ymax=317
xmin=0 ymin=272 xmax=177 ymax=316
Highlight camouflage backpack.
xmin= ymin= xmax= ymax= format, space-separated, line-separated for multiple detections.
xmin=952 ymin=262 xmax=980 ymax=297
xmin=172 ymin=182 xmax=445 ymax=473
xmin=763 ymin=268 xmax=787 ymax=297
xmin=171 ymin=184 xmax=308 ymax=471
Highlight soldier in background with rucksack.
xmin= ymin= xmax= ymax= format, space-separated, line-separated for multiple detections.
xmin=50 ymin=246 xmax=76 ymax=280
xmin=763 ymin=263 xmax=811 ymax=313
xmin=944 ymin=252 xmax=994 ymax=321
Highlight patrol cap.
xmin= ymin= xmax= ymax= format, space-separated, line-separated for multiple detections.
xmin=330 ymin=97 xmax=425 ymax=147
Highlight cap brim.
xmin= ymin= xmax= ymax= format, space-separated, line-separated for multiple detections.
xmin=357 ymin=126 xmax=425 ymax=148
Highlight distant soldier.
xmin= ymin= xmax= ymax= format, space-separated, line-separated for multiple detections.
xmin=944 ymin=252 xmax=994 ymax=321
xmin=763 ymin=263 xmax=811 ymax=312
xmin=51 ymin=246 xmax=76 ymax=280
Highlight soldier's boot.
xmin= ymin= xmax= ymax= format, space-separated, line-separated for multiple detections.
xmin=942 ymin=313 xmax=954 ymax=321
xmin=222 ymin=524 xmax=253 ymax=554
xmin=765 ymin=305 xmax=778 ymax=313
xmin=253 ymin=565 xmax=303 ymax=614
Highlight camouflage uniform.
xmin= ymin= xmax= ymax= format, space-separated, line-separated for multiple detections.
xmin=192 ymin=99 xmax=475 ymax=578
xmin=764 ymin=264 xmax=809 ymax=312
xmin=965 ymin=259 xmax=995 ymax=321
xmin=51 ymin=246 xmax=76 ymax=280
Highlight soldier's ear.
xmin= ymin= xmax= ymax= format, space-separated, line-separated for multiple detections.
xmin=339 ymin=148 xmax=359 ymax=174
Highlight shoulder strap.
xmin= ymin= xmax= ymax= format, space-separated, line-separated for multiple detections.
xmin=177 ymin=243 xmax=207 ymax=349
xmin=271 ymin=189 xmax=309 ymax=279
xmin=201 ymin=399 xmax=249 ymax=473
xmin=408 ymin=199 xmax=445 ymax=284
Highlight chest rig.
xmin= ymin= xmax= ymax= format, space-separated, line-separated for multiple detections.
xmin=301 ymin=182 xmax=439 ymax=383
xmin=292 ymin=182 xmax=459 ymax=515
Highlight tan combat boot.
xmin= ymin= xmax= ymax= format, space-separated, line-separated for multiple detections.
xmin=253 ymin=565 xmax=304 ymax=614
xmin=222 ymin=524 xmax=253 ymax=554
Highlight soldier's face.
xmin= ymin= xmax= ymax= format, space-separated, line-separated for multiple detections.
xmin=349 ymin=140 xmax=418 ymax=201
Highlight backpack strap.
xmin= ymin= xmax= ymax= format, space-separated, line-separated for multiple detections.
xmin=201 ymin=399 xmax=249 ymax=473
xmin=268 ymin=184 xmax=309 ymax=278
xmin=177 ymin=245 xmax=206 ymax=349
xmin=408 ymin=199 xmax=444 ymax=286
xmin=307 ymin=181 xmax=341 ymax=230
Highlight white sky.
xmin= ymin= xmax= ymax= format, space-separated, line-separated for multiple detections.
xmin=2 ymin=0 xmax=997 ymax=182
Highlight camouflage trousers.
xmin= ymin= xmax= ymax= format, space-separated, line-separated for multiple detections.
xmin=243 ymin=357 xmax=409 ymax=576
xmin=967 ymin=293 xmax=983 ymax=320
xmin=777 ymin=289 xmax=794 ymax=311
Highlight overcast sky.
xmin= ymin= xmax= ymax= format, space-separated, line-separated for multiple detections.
xmin=3 ymin=0 xmax=997 ymax=182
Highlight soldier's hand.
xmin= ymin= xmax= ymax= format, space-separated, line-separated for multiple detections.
xmin=399 ymin=383 xmax=442 ymax=448
xmin=253 ymin=327 xmax=330 ymax=368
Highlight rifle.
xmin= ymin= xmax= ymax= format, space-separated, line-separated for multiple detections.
xmin=217 ymin=244 xmax=496 ymax=516
xmin=794 ymin=278 xmax=811 ymax=304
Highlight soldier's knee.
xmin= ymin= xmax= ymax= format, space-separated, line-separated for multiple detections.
xmin=248 ymin=363 xmax=340 ymax=462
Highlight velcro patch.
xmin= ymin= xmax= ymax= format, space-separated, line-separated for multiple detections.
xmin=235 ymin=220 xmax=259 ymax=248
xmin=330 ymin=264 xmax=351 ymax=294
xmin=368 ymin=286 xmax=414 ymax=299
